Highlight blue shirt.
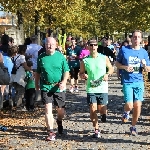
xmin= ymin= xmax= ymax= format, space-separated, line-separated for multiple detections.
xmin=3 ymin=56 xmax=14 ymax=76
xmin=117 ymin=45 xmax=150 ymax=83
xmin=66 ymin=46 xmax=81 ymax=68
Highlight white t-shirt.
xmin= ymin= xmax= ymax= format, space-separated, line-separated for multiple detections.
xmin=13 ymin=54 xmax=26 ymax=68
xmin=26 ymin=44 xmax=42 ymax=69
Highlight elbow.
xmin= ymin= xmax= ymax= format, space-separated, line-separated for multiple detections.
xmin=115 ymin=61 xmax=119 ymax=68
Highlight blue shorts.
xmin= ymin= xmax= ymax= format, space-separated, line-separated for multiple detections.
xmin=87 ymin=93 xmax=108 ymax=105
xmin=123 ymin=82 xmax=144 ymax=103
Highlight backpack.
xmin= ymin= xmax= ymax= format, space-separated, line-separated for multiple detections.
xmin=11 ymin=55 xmax=21 ymax=74
xmin=0 ymin=65 xmax=10 ymax=85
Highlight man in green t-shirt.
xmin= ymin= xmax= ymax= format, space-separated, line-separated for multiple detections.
xmin=80 ymin=39 xmax=114 ymax=138
xmin=35 ymin=37 xmax=70 ymax=141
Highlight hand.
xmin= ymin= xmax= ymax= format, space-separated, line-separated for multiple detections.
xmin=103 ymin=74 xmax=109 ymax=81
xmin=59 ymin=81 xmax=66 ymax=91
xmin=72 ymin=54 xmax=77 ymax=58
xmin=124 ymin=66 xmax=134 ymax=72
xmin=141 ymin=59 xmax=146 ymax=67
xmin=0 ymin=53 xmax=3 ymax=63
xmin=80 ymin=73 xmax=88 ymax=79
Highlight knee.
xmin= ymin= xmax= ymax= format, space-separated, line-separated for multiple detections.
xmin=90 ymin=105 xmax=97 ymax=113
xmin=45 ymin=105 xmax=52 ymax=115
xmin=125 ymin=103 xmax=133 ymax=110
xmin=57 ymin=108 xmax=64 ymax=115
xmin=133 ymin=101 xmax=142 ymax=109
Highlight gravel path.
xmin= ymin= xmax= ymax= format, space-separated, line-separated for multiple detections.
xmin=0 ymin=74 xmax=150 ymax=150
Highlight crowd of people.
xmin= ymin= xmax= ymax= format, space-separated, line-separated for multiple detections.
xmin=0 ymin=30 xmax=149 ymax=140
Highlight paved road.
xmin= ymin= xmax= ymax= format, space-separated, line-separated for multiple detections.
xmin=0 ymin=74 xmax=150 ymax=150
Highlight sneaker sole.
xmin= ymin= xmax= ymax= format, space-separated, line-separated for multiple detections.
xmin=46 ymin=137 xmax=56 ymax=141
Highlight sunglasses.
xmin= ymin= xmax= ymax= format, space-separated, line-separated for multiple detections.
xmin=90 ymin=44 xmax=98 ymax=46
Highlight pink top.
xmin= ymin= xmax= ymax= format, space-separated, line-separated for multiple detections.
xmin=79 ymin=49 xmax=90 ymax=59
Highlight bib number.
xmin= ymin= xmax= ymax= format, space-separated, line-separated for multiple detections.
xmin=90 ymin=79 xmax=102 ymax=87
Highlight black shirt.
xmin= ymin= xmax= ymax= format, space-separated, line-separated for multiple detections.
xmin=0 ymin=44 xmax=9 ymax=54
xmin=38 ymin=47 xmax=46 ymax=56
xmin=97 ymin=45 xmax=115 ymax=60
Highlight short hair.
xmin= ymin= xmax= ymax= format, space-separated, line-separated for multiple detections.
xmin=18 ymin=45 xmax=27 ymax=54
xmin=1 ymin=34 xmax=9 ymax=45
xmin=26 ymin=61 xmax=33 ymax=67
xmin=24 ymin=37 xmax=32 ymax=45
xmin=9 ymin=37 xmax=14 ymax=43
xmin=30 ymin=35 xmax=38 ymax=42
xmin=131 ymin=30 xmax=143 ymax=37
xmin=8 ymin=45 xmax=18 ymax=56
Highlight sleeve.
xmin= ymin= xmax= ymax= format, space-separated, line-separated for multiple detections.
xmin=77 ymin=48 xmax=81 ymax=56
xmin=62 ymin=56 xmax=70 ymax=72
xmin=144 ymin=50 xmax=150 ymax=66
xmin=20 ymin=55 xmax=26 ymax=64
xmin=79 ymin=50 xmax=83 ymax=59
xmin=116 ymin=49 xmax=123 ymax=63
xmin=108 ymin=49 xmax=114 ymax=58
xmin=36 ymin=56 xmax=41 ymax=74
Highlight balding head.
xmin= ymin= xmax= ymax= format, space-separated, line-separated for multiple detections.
xmin=45 ymin=37 xmax=56 ymax=44
xmin=45 ymin=37 xmax=57 ymax=55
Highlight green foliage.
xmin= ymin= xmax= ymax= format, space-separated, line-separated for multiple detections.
xmin=1 ymin=0 xmax=150 ymax=37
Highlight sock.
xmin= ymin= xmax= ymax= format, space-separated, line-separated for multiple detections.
xmin=95 ymin=128 xmax=99 ymax=132
xmin=57 ymin=119 xmax=62 ymax=126
xmin=124 ymin=111 xmax=130 ymax=114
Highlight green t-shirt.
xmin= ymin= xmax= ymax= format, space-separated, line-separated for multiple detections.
xmin=83 ymin=54 xmax=108 ymax=93
xmin=25 ymin=71 xmax=35 ymax=90
xmin=37 ymin=51 xmax=70 ymax=92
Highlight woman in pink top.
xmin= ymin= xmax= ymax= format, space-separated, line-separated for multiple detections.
xmin=79 ymin=42 xmax=90 ymax=60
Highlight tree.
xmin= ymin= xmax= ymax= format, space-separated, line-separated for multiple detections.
xmin=1 ymin=0 xmax=150 ymax=38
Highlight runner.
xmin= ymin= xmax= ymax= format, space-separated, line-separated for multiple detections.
xmin=35 ymin=37 xmax=69 ymax=141
xmin=80 ymin=39 xmax=114 ymax=138
xmin=66 ymin=37 xmax=81 ymax=93
xmin=115 ymin=30 xmax=150 ymax=136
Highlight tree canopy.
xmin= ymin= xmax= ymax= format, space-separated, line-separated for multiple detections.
xmin=0 ymin=0 xmax=150 ymax=37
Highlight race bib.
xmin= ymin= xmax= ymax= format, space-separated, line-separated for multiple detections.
xmin=90 ymin=79 xmax=102 ymax=87
xmin=129 ymin=63 xmax=140 ymax=73
xmin=70 ymin=56 xmax=75 ymax=61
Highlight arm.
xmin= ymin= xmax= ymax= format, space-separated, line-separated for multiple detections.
xmin=142 ymin=51 xmax=150 ymax=72
xmin=61 ymin=57 xmax=70 ymax=83
xmin=115 ymin=48 xmax=126 ymax=70
xmin=106 ymin=56 xmax=114 ymax=75
xmin=62 ymin=71 xmax=69 ymax=83
xmin=115 ymin=61 xmax=127 ymax=70
xmin=25 ymin=53 xmax=32 ymax=60
xmin=22 ymin=62 xmax=32 ymax=71
xmin=35 ymin=72 xmax=40 ymax=88
xmin=79 ymin=60 xmax=88 ymax=79
xmin=35 ymin=57 xmax=41 ymax=90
